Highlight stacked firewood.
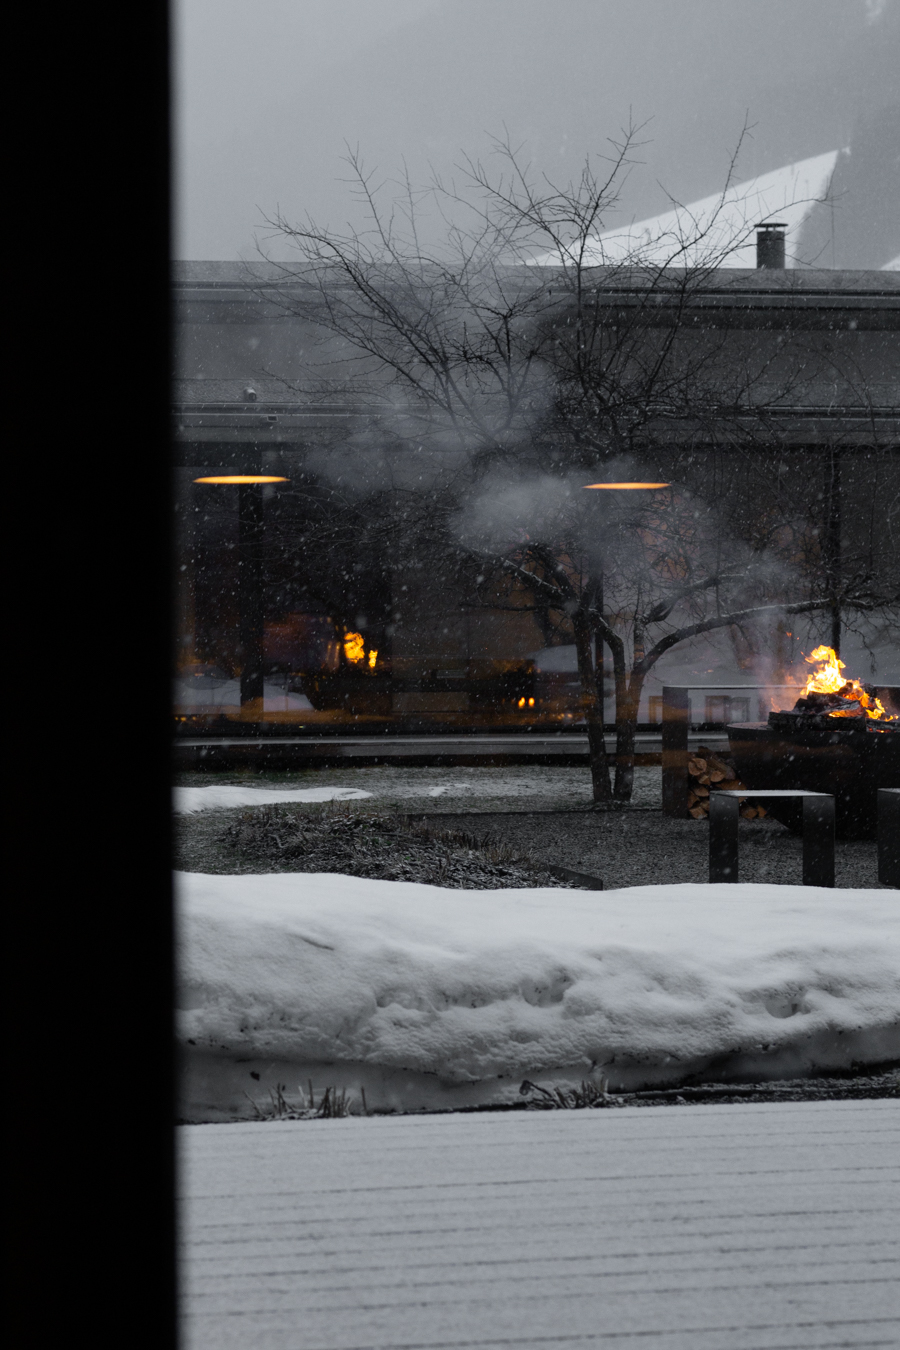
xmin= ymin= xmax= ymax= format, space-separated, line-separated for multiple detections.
xmin=687 ymin=745 xmax=766 ymax=820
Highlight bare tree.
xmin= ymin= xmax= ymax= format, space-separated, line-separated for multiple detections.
xmin=255 ymin=132 xmax=899 ymax=805
xmin=459 ymin=466 xmax=895 ymax=803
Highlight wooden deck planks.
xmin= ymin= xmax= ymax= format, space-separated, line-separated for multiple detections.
xmin=179 ymin=1100 xmax=899 ymax=1350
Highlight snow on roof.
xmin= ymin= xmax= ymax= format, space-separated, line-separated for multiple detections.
xmin=531 ymin=150 xmax=842 ymax=270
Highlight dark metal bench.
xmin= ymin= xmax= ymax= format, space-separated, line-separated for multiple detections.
xmin=879 ymin=789 xmax=900 ymax=888
xmin=709 ymin=790 xmax=835 ymax=887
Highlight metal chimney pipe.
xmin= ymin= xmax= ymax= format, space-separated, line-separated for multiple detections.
xmin=756 ymin=223 xmax=786 ymax=268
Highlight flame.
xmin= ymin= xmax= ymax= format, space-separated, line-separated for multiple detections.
xmin=801 ymin=645 xmax=895 ymax=721
xmin=343 ymin=631 xmax=365 ymax=664
xmin=368 ymin=649 xmax=378 ymax=669
xmin=803 ymin=644 xmax=848 ymax=696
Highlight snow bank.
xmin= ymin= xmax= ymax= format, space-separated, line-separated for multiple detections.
xmin=175 ymin=785 xmax=372 ymax=814
xmin=177 ymin=872 xmax=899 ymax=1117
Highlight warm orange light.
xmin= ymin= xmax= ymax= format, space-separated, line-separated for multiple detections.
xmin=802 ymin=645 xmax=896 ymax=721
xmin=803 ymin=645 xmax=847 ymax=697
xmin=583 ymin=482 xmax=670 ymax=489
xmin=368 ymin=649 xmax=378 ymax=669
xmin=193 ymin=475 xmax=289 ymax=484
xmin=343 ymin=631 xmax=365 ymax=664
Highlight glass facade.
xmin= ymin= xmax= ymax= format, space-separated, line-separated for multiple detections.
xmin=174 ymin=455 xmax=596 ymax=733
xmin=173 ymin=265 xmax=900 ymax=741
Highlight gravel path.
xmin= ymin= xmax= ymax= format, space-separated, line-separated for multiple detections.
xmin=416 ymin=810 xmax=884 ymax=889
xmin=175 ymin=764 xmax=662 ymax=812
xmin=177 ymin=801 xmax=884 ymax=888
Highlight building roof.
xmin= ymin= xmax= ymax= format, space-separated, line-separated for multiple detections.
xmin=528 ymin=150 xmax=900 ymax=271
xmin=173 ymin=261 xmax=900 ymax=455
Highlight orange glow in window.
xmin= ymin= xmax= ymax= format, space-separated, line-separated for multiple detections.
xmin=343 ymin=632 xmax=366 ymax=664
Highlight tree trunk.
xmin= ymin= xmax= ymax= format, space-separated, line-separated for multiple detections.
xmin=238 ymin=483 xmax=265 ymax=708
xmin=824 ymin=447 xmax=842 ymax=655
xmin=573 ymin=611 xmax=613 ymax=804
xmin=613 ymin=673 xmax=644 ymax=801
xmin=612 ymin=622 xmax=646 ymax=801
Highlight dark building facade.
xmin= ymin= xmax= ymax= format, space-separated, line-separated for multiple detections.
xmin=174 ymin=261 xmax=900 ymax=739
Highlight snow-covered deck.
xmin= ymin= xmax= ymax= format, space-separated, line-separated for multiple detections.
xmin=179 ymin=1099 xmax=900 ymax=1349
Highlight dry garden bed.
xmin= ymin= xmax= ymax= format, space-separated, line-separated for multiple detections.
xmin=212 ymin=802 xmax=593 ymax=889
xmin=176 ymin=798 xmax=883 ymax=888
xmin=228 ymin=1068 xmax=900 ymax=1123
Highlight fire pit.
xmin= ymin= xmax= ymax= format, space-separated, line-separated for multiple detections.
xmin=727 ymin=647 xmax=899 ymax=840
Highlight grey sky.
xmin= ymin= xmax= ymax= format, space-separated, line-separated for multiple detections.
xmin=175 ymin=0 xmax=899 ymax=261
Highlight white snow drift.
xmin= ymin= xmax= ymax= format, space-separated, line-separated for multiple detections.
xmin=173 ymin=773 xmax=634 ymax=813
xmin=175 ymin=785 xmax=373 ymax=813
xmin=177 ymin=871 xmax=899 ymax=1116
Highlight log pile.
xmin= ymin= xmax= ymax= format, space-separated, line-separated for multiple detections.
xmin=687 ymin=745 xmax=767 ymax=821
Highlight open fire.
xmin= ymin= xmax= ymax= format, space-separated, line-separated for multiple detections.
xmin=727 ymin=648 xmax=897 ymax=840
xmin=343 ymin=631 xmax=378 ymax=669
xmin=795 ymin=646 xmax=896 ymax=724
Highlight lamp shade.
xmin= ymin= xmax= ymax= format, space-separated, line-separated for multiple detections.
xmin=193 ymin=475 xmax=289 ymax=484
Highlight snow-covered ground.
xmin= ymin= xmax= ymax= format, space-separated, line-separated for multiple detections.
xmin=178 ymin=871 xmax=899 ymax=1120
xmin=174 ymin=765 xmax=662 ymax=814
xmin=175 ymin=784 xmax=373 ymax=812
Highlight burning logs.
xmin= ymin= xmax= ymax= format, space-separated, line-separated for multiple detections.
xmin=687 ymin=746 xmax=766 ymax=821
xmin=792 ymin=645 xmax=897 ymax=725
xmin=768 ymin=647 xmax=898 ymax=744
xmin=790 ymin=686 xmax=895 ymax=723
xmin=722 ymin=648 xmax=897 ymax=840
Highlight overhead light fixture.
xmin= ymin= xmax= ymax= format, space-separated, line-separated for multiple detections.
xmin=193 ymin=475 xmax=289 ymax=484
xmin=583 ymin=482 xmax=670 ymax=490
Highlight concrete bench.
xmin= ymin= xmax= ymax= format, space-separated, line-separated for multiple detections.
xmin=709 ymin=790 xmax=835 ymax=887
